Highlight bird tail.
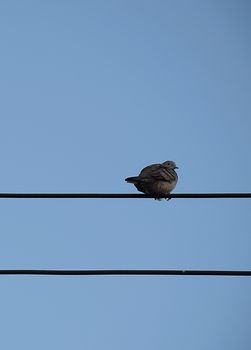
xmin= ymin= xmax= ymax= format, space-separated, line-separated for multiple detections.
xmin=125 ymin=176 xmax=139 ymax=184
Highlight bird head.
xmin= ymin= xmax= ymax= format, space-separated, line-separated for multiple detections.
xmin=162 ymin=160 xmax=179 ymax=169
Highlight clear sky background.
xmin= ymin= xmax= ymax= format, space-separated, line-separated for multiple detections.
xmin=0 ymin=1 xmax=251 ymax=349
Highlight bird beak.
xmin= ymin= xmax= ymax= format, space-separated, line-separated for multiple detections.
xmin=175 ymin=166 xmax=179 ymax=169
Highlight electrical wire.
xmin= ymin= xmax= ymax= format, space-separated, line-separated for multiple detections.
xmin=0 ymin=269 xmax=251 ymax=276
xmin=0 ymin=193 xmax=250 ymax=199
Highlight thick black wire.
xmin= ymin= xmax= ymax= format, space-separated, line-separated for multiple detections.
xmin=0 ymin=193 xmax=250 ymax=198
xmin=0 ymin=269 xmax=251 ymax=276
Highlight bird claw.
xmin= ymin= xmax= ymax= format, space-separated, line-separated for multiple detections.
xmin=154 ymin=194 xmax=171 ymax=201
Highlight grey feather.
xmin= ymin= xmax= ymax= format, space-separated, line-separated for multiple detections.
xmin=125 ymin=160 xmax=178 ymax=198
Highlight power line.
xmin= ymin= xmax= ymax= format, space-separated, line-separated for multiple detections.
xmin=0 ymin=269 xmax=251 ymax=276
xmin=0 ymin=193 xmax=250 ymax=199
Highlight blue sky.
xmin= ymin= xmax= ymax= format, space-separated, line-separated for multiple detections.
xmin=0 ymin=1 xmax=251 ymax=349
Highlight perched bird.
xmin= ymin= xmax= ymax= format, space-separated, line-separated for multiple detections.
xmin=125 ymin=160 xmax=178 ymax=198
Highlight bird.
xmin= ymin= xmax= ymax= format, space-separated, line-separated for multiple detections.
xmin=125 ymin=160 xmax=178 ymax=199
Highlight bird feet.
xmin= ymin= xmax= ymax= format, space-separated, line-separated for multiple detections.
xmin=153 ymin=194 xmax=171 ymax=201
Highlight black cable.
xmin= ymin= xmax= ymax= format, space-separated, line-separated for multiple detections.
xmin=0 ymin=269 xmax=251 ymax=276
xmin=0 ymin=193 xmax=250 ymax=199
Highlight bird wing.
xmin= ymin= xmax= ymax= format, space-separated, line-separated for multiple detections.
xmin=151 ymin=168 xmax=176 ymax=182
xmin=140 ymin=165 xmax=176 ymax=183
xmin=139 ymin=163 xmax=162 ymax=176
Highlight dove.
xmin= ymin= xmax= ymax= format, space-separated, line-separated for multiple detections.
xmin=125 ymin=160 xmax=178 ymax=198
